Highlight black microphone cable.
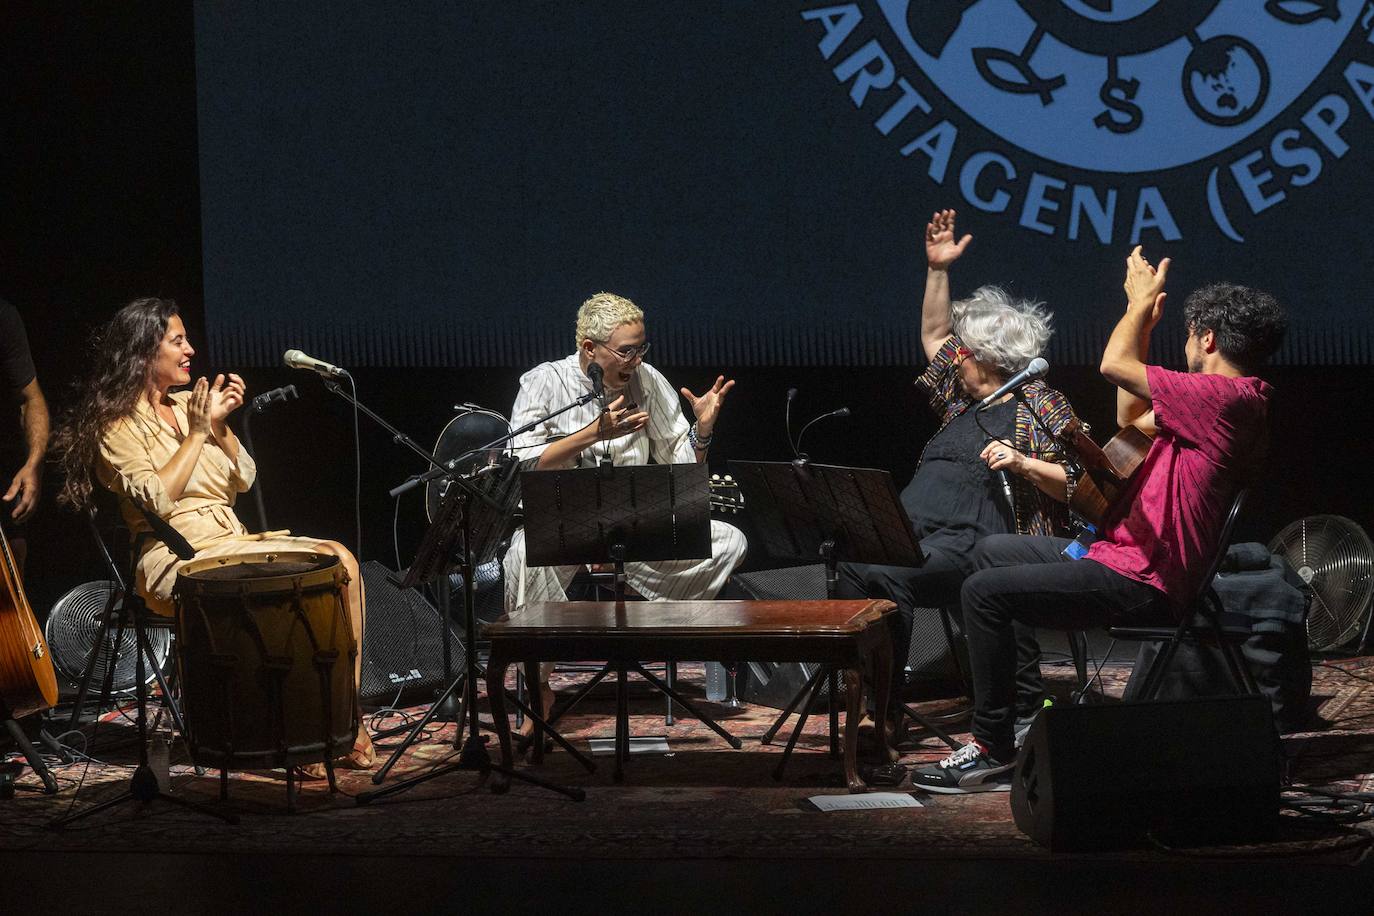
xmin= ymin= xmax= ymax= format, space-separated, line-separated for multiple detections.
xmin=347 ymin=372 xmax=362 ymax=560
xmin=785 ymin=387 xmax=799 ymax=456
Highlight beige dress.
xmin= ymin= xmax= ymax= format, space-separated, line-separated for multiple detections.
xmin=98 ymin=392 xmax=325 ymax=615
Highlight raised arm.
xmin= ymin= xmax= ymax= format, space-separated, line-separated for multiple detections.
xmin=1101 ymin=246 xmax=1168 ymax=405
xmin=921 ymin=209 xmax=972 ymax=361
xmin=155 ymin=377 xmax=215 ymax=503
xmin=1112 ymin=249 xmax=1159 ymax=432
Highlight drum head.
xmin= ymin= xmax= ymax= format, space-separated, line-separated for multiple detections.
xmin=426 ymin=406 xmax=511 ymax=521
xmin=176 ymin=551 xmax=340 ymax=596
xmin=190 ymin=558 xmax=326 ymax=580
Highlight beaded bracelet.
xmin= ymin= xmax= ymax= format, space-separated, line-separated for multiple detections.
xmin=688 ymin=422 xmax=714 ymax=451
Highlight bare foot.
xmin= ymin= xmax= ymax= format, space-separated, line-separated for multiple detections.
xmin=297 ymin=728 xmax=376 ymax=780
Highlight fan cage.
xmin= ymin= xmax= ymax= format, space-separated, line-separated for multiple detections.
xmin=44 ymin=580 xmax=172 ymax=694
xmin=1268 ymin=515 xmax=1374 ymax=653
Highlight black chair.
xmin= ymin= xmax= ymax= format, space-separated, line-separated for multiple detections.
xmin=66 ymin=504 xmax=185 ymax=736
xmin=1105 ymin=488 xmax=1259 ymax=701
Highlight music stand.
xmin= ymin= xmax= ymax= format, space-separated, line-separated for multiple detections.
xmin=520 ymin=462 xmax=743 ymax=773
xmin=356 ymin=455 xmax=587 ymax=804
xmin=727 ymin=460 xmax=963 ymax=754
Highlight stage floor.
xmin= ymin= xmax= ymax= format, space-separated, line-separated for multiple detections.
xmin=4 ymin=656 xmax=1374 ymax=912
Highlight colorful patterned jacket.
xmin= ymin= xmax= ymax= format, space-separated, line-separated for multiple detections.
xmin=916 ymin=335 xmax=1084 ymax=538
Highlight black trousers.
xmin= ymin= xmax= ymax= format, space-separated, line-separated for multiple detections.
xmin=837 ymin=546 xmax=1046 ymax=710
xmin=961 ymin=534 xmax=1168 ymax=760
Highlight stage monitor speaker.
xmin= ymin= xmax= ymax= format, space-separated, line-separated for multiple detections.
xmin=725 ymin=564 xmax=961 ymax=706
xmin=1011 ymin=695 xmax=1280 ymax=851
xmin=726 ymin=565 xmax=829 ymax=707
xmin=358 ymin=561 xmax=465 ymax=711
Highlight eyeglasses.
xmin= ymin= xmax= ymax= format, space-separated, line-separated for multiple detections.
xmin=594 ymin=340 xmax=651 ymax=362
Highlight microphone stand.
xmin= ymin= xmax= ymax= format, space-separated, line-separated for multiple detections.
xmin=317 ymin=375 xmax=451 ymax=476
xmin=307 ymin=370 xmax=598 ymax=802
xmin=241 ymin=384 xmax=298 ymax=532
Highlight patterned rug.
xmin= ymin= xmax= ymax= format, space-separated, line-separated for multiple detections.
xmin=4 ymin=658 xmax=1373 ymax=864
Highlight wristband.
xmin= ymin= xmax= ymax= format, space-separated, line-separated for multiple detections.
xmin=688 ymin=422 xmax=714 ymax=450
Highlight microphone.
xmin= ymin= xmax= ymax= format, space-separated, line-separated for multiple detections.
xmin=994 ymin=469 xmax=1015 ymax=510
xmin=794 ymin=407 xmax=851 ymax=458
xmin=586 ymin=361 xmax=604 ymax=397
xmin=983 ymin=436 xmax=1017 ymax=515
xmin=283 ymin=349 xmax=349 ymax=378
xmin=977 ymin=357 xmax=1048 ymax=409
xmin=250 ymin=384 xmax=299 ymax=413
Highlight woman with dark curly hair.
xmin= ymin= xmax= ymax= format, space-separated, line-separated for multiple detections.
xmin=54 ymin=298 xmax=374 ymax=771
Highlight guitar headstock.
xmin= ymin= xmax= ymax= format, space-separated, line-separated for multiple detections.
xmin=709 ymin=474 xmax=744 ymax=515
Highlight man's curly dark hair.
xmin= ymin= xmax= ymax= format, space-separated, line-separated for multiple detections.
xmin=1181 ymin=283 xmax=1287 ymax=374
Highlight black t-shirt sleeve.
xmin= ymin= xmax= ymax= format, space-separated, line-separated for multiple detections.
xmin=1 ymin=300 xmax=37 ymax=395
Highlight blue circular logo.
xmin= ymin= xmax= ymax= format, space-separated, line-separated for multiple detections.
xmin=876 ymin=0 xmax=1360 ymax=173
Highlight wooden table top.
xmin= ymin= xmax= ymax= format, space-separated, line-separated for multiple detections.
xmin=485 ymin=599 xmax=896 ymax=639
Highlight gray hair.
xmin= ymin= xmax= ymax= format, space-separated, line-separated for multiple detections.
xmin=952 ymin=285 xmax=1052 ymax=375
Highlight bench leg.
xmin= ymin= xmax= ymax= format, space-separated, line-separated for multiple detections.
xmin=487 ymin=658 xmax=514 ymax=790
xmin=828 ymin=669 xmax=841 ymax=759
xmin=843 ymin=667 xmax=865 ymax=793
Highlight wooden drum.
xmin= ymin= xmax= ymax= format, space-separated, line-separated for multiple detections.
xmin=173 ymin=551 xmax=358 ymax=771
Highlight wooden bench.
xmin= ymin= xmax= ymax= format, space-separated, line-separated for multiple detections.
xmin=485 ymin=598 xmax=897 ymax=792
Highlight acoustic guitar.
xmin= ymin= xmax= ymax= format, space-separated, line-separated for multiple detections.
xmin=0 ymin=523 xmax=58 ymax=719
xmin=1064 ymin=419 xmax=1154 ymax=527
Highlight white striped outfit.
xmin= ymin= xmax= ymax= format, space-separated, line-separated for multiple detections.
xmin=502 ymin=354 xmax=747 ymax=612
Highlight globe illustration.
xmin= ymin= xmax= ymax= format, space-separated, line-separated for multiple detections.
xmin=1183 ymin=36 xmax=1269 ymax=126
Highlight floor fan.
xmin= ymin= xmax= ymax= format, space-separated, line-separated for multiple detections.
xmin=1268 ymin=515 xmax=1374 ymax=653
xmin=45 ymin=580 xmax=172 ymax=694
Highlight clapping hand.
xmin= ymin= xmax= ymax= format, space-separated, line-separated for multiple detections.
xmin=1124 ymin=245 xmax=1168 ymax=330
xmin=187 ymin=377 xmax=213 ymax=436
xmin=208 ymin=373 xmax=246 ymax=427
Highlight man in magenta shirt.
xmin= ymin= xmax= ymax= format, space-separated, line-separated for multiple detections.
xmin=913 ymin=247 xmax=1287 ymax=793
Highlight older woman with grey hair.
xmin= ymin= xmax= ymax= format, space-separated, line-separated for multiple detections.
xmin=837 ymin=209 xmax=1085 ymax=757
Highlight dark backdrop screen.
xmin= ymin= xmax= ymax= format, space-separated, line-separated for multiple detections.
xmin=195 ymin=2 xmax=1374 ymax=368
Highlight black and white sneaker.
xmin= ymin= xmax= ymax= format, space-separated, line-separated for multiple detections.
xmin=910 ymin=742 xmax=1013 ymax=794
